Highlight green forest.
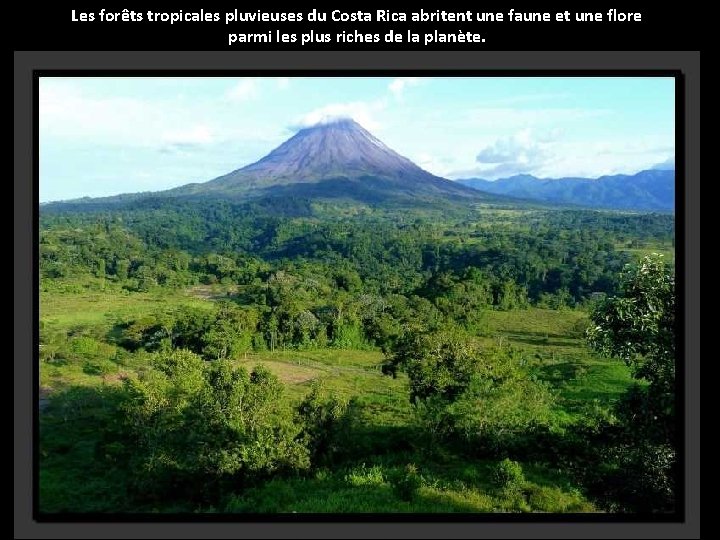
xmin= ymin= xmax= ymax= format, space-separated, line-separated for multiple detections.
xmin=39 ymin=199 xmax=677 ymax=514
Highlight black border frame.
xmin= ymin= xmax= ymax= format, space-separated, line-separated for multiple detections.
xmin=31 ymin=69 xmax=686 ymax=525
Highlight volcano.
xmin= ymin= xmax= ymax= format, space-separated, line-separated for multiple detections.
xmin=167 ymin=119 xmax=481 ymax=204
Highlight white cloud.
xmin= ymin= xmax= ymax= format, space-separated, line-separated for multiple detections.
xmin=468 ymin=129 xmax=554 ymax=178
xmin=412 ymin=153 xmax=454 ymax=176
xmin=467 ymin=107 xmax=610 ymax=129
xmin=226 ymin=79 xmax=259 ymax=101
xmin=449 ymin=133 xmax=675 ymax=180
xmin=161 ymin=125 xmax=214 ymax=146
xmin=292 ymin=77 xmax=424 ymax=132
xmin=39 ymin=80 xmax=255 ymax=155
xmin=39 ymin=81 xmax=168 ymax=146
xmin=389 ymin=77 xmax=421 ymax=98
xmin=539 ymin=140 xmax=674 ymax=179
xmin=651 ymin=157 xmax=675 ymax=170
xmin=441 ymin=105 xmax=671 ymax=179
xmin=294 ymin=100 xmax=387 ymax=131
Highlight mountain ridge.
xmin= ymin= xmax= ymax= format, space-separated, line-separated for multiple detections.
xmin=457 ymin=169 xmax=675 ymax=211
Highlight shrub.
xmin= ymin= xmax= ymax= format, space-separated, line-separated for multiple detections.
xmin=447 ymin=367 xmax=556 ymax=453
xmin=331 ymin=324 xmax=366 ymax=349
xmin=583 ymin=440 xmax=676 ymax=513
xmin=390 ymin=329 xmax=480 ymax=403
xmin=252 ymin=333 xmax=268 ymax=352
xmin=122 ymin=350 xmax=309 ymax=503
xmin=492 ymin=459 xmax=525 ymax=493
xmin=297 ymin=381 xmax=349 ymax=465
xmin=390 ymin=330 xmax=555 ymax=452
xmin=390 ymin=464 xmax=422 ymax=501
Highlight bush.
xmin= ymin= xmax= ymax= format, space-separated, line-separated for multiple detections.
xmin=252 ymin=333 xmax=268 ymax=352
xmin=297 ymin=381 xmax=350 ymax=465
xmin=390 ymin=331 xmax=556 ymax=452
xmin=390 ymin=464 xmax=422 ymax=501
xmin=122 ymin=350 xmax=309 ymax=503
xmin=583 ymin=440 xmax=676 ymax=513
xmin=390 ymin=329 xmax=480 ymax=403
xmin=492 ymin=459 xmax=525 ymax=493
xmin=447 ymin=367 xmax=556 ymax=453
xmin=331 ymin=324 xmax=366 ymax=349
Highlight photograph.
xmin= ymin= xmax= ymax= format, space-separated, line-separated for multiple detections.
xmin=37 ymin=75 xmax=677 ymax=517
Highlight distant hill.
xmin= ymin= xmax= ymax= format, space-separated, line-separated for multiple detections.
xmin=457 ymin=169 xmax=675 ymax=211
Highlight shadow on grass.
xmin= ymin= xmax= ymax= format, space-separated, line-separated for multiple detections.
xmin=538 ymin=361 xmax=589 ymax=383
xmin=38 ymin=384 xmax=599 ymax=515
xmin=562 ymin=386 xmax=629 ymax=403
xmin=504 ymin=332 xmax=582 ymax=348
xmin=105 ymin=323 xmax=126 ymax=346
xmin=505 ymin=329 xmax=582 ymax=340
xmin=39 ymin=385 xmax=132 ymax=514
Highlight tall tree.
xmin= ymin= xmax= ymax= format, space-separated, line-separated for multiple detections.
xmin=587 ymin=254 xmax=677 ymax=512
xmin=587 ymin=254 xmax=675 ymax=441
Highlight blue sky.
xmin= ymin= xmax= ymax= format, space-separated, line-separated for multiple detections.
xmin=39 ymin=76 xmax=675 ymax=202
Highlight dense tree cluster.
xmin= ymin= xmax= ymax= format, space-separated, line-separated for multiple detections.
xmin=388 ymin=329 xmax=555 ymax=451
xmin=41 ymin=201 xmax=674 ymax=309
